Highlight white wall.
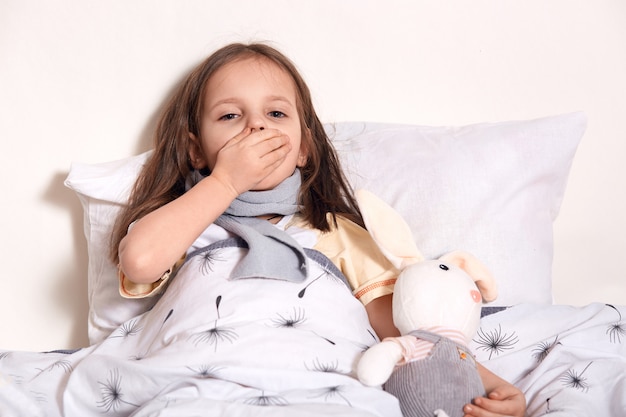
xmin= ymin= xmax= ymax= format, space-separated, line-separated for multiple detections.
xmin=1 ymin=0 xmax=625 ymax=351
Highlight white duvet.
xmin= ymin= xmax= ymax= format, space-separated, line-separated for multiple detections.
xmin=0 ymin=233 xmax=402 ymax=417
xmin=471 ymin=302 xmax=626 ymax=415
xmin=1 ymin=227 xmax=625 ymax=416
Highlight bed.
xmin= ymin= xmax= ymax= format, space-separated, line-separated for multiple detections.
xmin=1 ymin=112 xmax=624 ymax=416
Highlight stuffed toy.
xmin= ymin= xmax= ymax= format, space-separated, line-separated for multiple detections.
xmin=355 ymin=189 xmax=498 ymax=417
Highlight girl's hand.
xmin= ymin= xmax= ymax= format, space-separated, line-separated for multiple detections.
xmin=463 ymin=384 xmax=526 ymax=417
xmin=211 ymin=127 xmax=292 ymax=196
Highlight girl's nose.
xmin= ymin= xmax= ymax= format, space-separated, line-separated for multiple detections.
xmin=248 ymin=116 xmax=266 ymax=131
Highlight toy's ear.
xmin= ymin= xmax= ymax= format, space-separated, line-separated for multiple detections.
xmin=440 ymin=250 xmax=498 ymax=302
xmin=356 ymin=189 xmax=424 ymax=270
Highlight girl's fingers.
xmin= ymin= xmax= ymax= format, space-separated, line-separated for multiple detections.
xmin=239 ymin=129 xmax=291 ymax=163
xmin=212 ymin=128 xmax=292 ymax=194
xmin=464 ymin=394 xmax=524 ymax=417
xmin=239 ymin=128 xmax=282 ymax=144
xmin=251 ymin=129 xmax=289 ymax=150
xmin=226 ymin=128 xmax=288 ymax=157
xmin=220 ymin=127 xmax=250 ymax=146
xmin=259 ymin=135 xmax=291 ymax=158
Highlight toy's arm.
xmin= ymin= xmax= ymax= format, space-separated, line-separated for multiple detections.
xmin=357 ymin=340 xmax=404 ymax=386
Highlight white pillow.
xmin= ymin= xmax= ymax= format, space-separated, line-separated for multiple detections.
xmin=330 ymin=112 xmax=585 ymax=307
xmin=65 ymin=112 xmax=586 ymax=344
xmin=65 ymin=152 xmax=153 ymax=344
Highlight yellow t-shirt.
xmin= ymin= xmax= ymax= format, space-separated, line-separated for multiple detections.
xmin=291 ymin=213 xmax=398 ymax=305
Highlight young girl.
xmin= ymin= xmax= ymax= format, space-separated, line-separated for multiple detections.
xmin=113 ymin=42 xmax=525 ymax=416
xmin=0 ymin=42 xmax=525 ymax=417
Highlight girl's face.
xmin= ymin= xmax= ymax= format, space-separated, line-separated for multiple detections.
xmin=191 ymin=56 xmax=308 ymax=191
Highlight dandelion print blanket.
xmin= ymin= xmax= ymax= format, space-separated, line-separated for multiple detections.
xmin=1 ymin=222 xmax=625 ymax=417
xmin=0 ymin=229 xmax=402 ymax=417
xmin=470 ymin=302 xmax=626 ymax=415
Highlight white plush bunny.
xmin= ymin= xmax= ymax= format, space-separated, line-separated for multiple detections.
xmin=355 ymin=189 xmax=497 ymax=417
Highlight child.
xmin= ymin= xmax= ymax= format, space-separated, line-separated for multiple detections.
xmin=113 ymin=42 xmax=525 ymax=417
xmin=0 ymin=42 xmax=525 ymax=417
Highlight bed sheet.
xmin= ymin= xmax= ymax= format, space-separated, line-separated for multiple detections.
xmin=0 ymin=237 xmax=401 ymax=417
xmin=1 ymin=266 xmax=625 ymax=417
xmin=2 ymin=303 xmax=624 ymax=416
xmin=471 ymin=302 xmax=626 ymax=416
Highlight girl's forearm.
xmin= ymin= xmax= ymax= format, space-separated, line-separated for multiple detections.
xmin=365 ymin=294 xmax=400 ymax=339
xmin=118 ymin=175 xmax=237 ymax=284
xmin=477 ymin=362 xmax=509 ymax=393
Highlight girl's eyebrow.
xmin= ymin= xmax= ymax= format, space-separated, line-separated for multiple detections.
xmin=266 ymin=95 xmax=295 ymax=105
xmin=209 ymin=98 xmax=239 ymax=110
xmin=209 ymin=95 xmax=295 ymax=110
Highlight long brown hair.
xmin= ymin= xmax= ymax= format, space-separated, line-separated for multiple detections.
xmin=110 ymin=42 xmax=363 ymax=263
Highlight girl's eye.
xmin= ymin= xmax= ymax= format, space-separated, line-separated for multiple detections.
xmin=219 ymin=113 xmax=238 ymax=121
xmin=268 ymin=111 xmax=286 ymax=118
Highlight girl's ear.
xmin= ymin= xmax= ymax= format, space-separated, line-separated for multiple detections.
xmin=188 ymin=133 xmax=207 ymax=169
xmin=296 ymin=127 xmax=311 ymax=167
xmin=296 ymin=148 xmax=309 ymax=167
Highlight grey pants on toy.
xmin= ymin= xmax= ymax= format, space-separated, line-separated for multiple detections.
xmin=383 ymin=329 xmax=485 ymax=417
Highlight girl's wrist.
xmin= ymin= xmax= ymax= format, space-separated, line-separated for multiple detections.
xmin=202 ymin=173 xmax=240 ymax=202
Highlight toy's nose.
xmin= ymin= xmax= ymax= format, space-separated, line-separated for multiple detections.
xmin=470 ymin=289 xmax=482 ymax=303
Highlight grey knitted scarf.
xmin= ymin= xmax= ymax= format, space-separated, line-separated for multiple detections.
xmin=190 ymin=169 xmax=308 ymax=282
